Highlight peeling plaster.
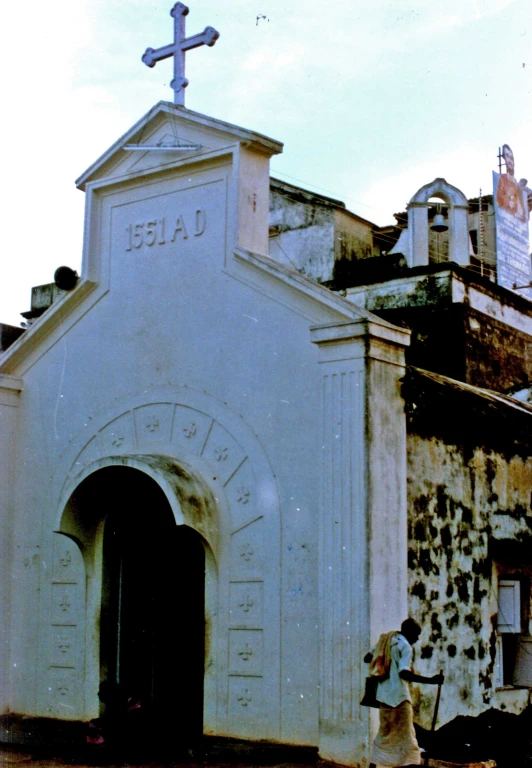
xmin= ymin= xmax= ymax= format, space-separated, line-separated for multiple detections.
xmin=407 ymin=435 xmax=532 ymax=728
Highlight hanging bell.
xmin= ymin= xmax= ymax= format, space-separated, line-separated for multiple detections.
xmin=431 ymin=211 xmax=448 ymax=233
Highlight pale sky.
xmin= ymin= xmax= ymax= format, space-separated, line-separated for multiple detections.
xmin=2 ymin=0 xmax=531 ymax=325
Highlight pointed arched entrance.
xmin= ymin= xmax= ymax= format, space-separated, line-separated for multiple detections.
xmin=76 ymin=466 xmax=206 ymax=743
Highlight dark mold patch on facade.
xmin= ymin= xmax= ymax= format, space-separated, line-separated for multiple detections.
xmin=412 ymin=582 xmax=426 ymax=600
xmin=407 ymin=392 xmax=532 ymax=727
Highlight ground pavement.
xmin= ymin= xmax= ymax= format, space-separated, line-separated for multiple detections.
xmin=0 ymin=737 xmax=319 ymax=768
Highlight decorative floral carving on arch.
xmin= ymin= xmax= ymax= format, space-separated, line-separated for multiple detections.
xmin=53 ymin=386 xmax=281 ymax=741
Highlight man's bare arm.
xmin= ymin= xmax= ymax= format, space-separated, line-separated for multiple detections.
xmin=400 ymin=670 xmax=444 ymax=685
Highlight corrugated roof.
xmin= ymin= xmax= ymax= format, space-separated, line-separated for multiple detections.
xmin=412 ymin=367 xmax=532 ymax=418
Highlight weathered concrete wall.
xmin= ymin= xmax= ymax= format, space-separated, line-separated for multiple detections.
xmin=269 ymin=182 xmax=337 ymax=282
xmin=407 ymin=432 xmax=532 ymax=729
xmin=464 ymin=307 xmax=532 ymax=392
xmin=344 ymin=267 xmax=532 ymax=393
xmin=268 ymin=180 xmax=378 ymax=285
xmin=375 ymin=302 xmax=532 ymax=394
xmin=331 ymin=209 xmax=377 ymax=284
xmin=345 ymin=270 xmax=453 ymax=313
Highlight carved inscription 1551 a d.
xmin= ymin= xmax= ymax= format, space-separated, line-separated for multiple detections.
xmin=124 ymin=209 xmax=206 ymax=252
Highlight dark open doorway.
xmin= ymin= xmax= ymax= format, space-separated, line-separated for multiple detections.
xmin=97 ymin=466 xmax=205 ymax=747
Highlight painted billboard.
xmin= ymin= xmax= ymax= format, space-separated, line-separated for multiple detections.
xmin=493 ymin=144 xmax=531 ymax=297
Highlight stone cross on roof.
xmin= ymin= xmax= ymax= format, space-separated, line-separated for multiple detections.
xmin=142 ymin=3 xmax=220 ymax=106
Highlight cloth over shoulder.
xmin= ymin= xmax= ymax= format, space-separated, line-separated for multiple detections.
xmin=369 ymin=630 xmax=398 ymax=679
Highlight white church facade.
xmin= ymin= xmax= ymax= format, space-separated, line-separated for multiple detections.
xmin=3 ymin=4 xmax=532 ymax=761
xmin=0 ymin=101 xmax=411 ymax=767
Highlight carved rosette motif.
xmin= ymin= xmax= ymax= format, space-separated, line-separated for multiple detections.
xmin=183 ymin=422 xmax=197 ymax=438
xmin=239 ymin=596 xmax=254 ymax=613
xmin=58 ymin=639 xmax=71 ymax=654
xmin=239 ymin=544 xmax=254 ymax=561
xmin=59 ymin=551 xmax=71 ymax=568
xmin=59 ymin=594 xmax=71 ymax=612
xmin=237 ymin=688 xmax=252 ymax=706
xmin=229 ymin=629 xmax=263 ymax=676
xmin=238 ymin=644 xmax=253 ymax=661
xmin=236 ymin=486 xmax=250 ymax=504
xmin=214 ymin=446 xmax=229 ymax=462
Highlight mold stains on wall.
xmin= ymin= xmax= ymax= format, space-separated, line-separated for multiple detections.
xmin=407 ymin=434 xmax=532 ymax=728
xmin=464 ymin=307 xmax=532 ymax=393
xmin=377 ymin=294 xmax=532 ymax=395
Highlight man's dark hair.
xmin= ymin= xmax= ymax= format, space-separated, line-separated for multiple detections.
xmin=401 ymin=617 xmax=421 ymax=636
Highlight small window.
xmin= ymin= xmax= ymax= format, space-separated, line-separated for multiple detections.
xmin=496 ymin=578 xmax=530 ymax=687
xmin=514 ymin=637 xmax=532 ymax=686
xmin=498 ymin=579 xmax=521 ymax=633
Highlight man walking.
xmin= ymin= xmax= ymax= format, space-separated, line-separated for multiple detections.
xmin=364 ymin=618 xmax=443 ymax=768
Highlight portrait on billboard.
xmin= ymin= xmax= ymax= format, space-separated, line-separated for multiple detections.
xmin=495 ymin=144 xmax=527 ymax=221
xmin=493 ymin=144 xmax=531 ymax=295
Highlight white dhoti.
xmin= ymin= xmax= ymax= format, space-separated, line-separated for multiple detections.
xmin=372 ymin=701 xmax=421 ymax=767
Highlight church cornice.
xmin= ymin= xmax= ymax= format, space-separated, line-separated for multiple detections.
xmin=76 ymin=101 xmax=283 ymax=191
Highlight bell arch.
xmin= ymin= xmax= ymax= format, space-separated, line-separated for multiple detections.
xmin=407 ymin=177 xmax=470 ymax=267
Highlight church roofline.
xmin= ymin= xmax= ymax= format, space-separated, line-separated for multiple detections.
xmin=76 ymin=101 xmax=284 ymax=190
xmin=234 ymin=245 xmax=409 ymax=342
xmin=270 ymin=177 xmax=347 ymax=210
xmin=0 ymin=278 xmax=98 ymax=376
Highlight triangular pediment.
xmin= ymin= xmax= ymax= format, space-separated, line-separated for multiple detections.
xmin=76 ymin=101 xmax=283 ymax=190
xmin=0 ymin=101 xmax=409 ymax=379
